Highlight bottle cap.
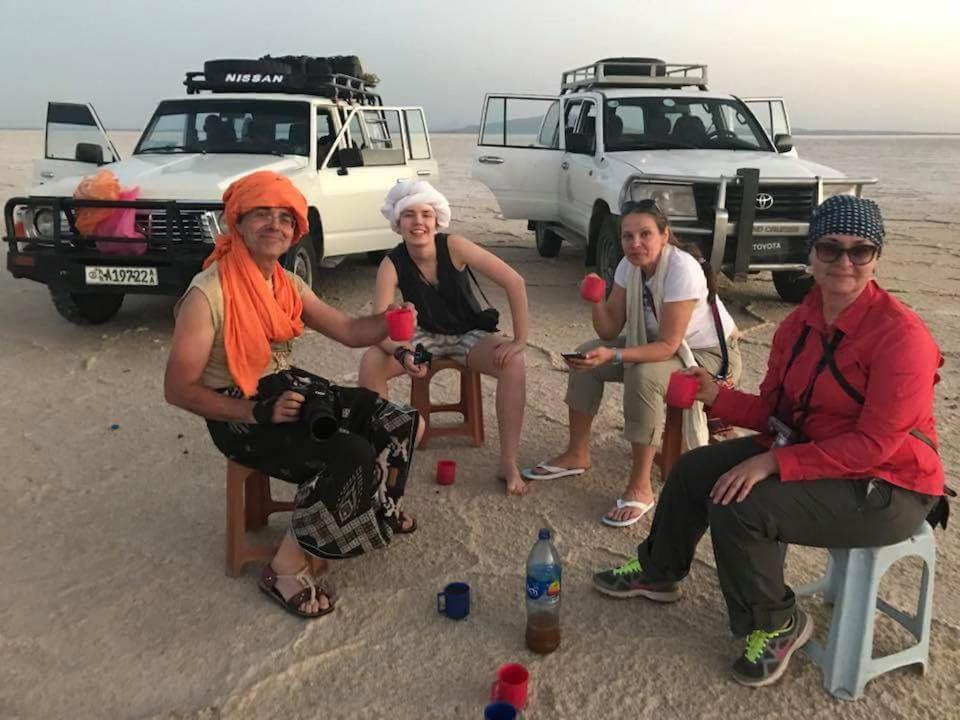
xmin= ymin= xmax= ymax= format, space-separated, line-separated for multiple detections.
xmin=538 ymin=528 xmax=551 ymax=540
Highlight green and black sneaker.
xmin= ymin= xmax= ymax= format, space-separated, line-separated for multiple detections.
xmin=592 ymin=558 xmax=682 ymax=601
xmin=732 ymin=610 xmax=814 ymax=687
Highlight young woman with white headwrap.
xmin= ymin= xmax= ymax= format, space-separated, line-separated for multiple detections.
xmin=359 ymin=181 xmax=531 ymax=495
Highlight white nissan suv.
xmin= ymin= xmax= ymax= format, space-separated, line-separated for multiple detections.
xmin=4 ymin=55 xmax=438 ymax=324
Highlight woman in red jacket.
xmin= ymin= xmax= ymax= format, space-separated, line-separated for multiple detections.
xmin=591 ymin=195 xmax=944 ymax=688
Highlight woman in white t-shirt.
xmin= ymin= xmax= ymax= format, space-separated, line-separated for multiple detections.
xmin=523 ymin=200 xmax=742 ymax=526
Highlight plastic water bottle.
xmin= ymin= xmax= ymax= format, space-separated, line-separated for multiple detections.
xmin=525 ymin=527 xmax=561 ymax=654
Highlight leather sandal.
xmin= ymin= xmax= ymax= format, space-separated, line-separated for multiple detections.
xmin=258 ymin=564 xmax=337 ymax=619
xmin=387 ymin=511 xmax=418 ymax=535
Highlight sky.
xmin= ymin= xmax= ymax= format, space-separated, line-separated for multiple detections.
xmin=1 ymin=0 xmax=958 ymax=133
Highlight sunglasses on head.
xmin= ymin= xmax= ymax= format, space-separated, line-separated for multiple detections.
xmin=620 ymin=199 xmax=664 ymax=215
xmin=813 ymin=240 xmax=879 ymax=266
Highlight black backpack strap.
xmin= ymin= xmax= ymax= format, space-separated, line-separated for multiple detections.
xmin=821 ymin=335 xmax=940 ymax=454
xmin=772 ymin=325 xmax=812 ymax=418
xmin=709 ymin=299 xmax=730 ymax=380
xmin=465 ymin=265 xmax=494 ymax=309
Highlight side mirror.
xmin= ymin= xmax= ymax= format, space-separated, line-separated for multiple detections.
xmin=774 ymin=133 xmax=793 ymax=153
xmin=338 ymin=147 xmax=363 ymax=169
xmin=565 ymin=132 xmax=596 ymax=155
xmin=75 ymin=142 xmax=105 ymax=165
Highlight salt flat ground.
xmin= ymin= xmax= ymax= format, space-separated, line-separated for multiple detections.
xmin=1 ymin=132 xmax=959 ymax=719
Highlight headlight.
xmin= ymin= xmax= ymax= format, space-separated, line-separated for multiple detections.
xmin=627 ymin=184 xmax=697 ymax=219
xmin=33 ymin=208 xmax=59 ymax=238
xmin=821 ymin=184 xmax=856 ymax=200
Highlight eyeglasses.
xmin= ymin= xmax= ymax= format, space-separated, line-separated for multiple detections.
xmin=620 ymin=199 xmax=663 ymax=215
xmin=247 ymin=207 xmax=297 ymax=229
xmin=813 ymin=241 xmax=879 ymax=266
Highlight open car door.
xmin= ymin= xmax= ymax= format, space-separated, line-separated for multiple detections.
xmin=32 ymin=102 xmax=121 ymax=186
xmin=472 ymin=94 xmax=562 ymax=220
xmin=743 ymin=97 xmax=798 ymax=157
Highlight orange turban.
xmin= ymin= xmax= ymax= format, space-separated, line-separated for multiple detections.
xmin=74 ymin=170 xmax=122 ymax=235
xmin=203 ymin=171 xmax=309 ymax=397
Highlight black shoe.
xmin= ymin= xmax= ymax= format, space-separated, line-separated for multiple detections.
xmin=591 ymin=558 xmax=682 ymax=602
xmin=732 ymin=609 xmax=813 ymax=687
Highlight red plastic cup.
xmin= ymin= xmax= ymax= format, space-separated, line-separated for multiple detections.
xmin=385 ymin=307 xmax=415 ymax=341
xmin=666 ymin=371 xmax=700 ymax=409
xmin=580 ymin=274 xmax=605 ymax=303
xmin=436 ymin=460 xmax=457 ymax=485
xmin=490 ymin=663 xmax=529 ymax=710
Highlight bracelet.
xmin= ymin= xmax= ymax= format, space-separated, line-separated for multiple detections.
xmin=393 ymin=347 xmax=412 ymax=365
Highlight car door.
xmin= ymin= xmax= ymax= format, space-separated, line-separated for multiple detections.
xmin=559 ymin=95 xmax=603 ymax=235
xmin=400 ymin=107 xmax=438 ymax=181
xmin=308 ymin=105 xmax=413 ymax=258
xmin=743 ymin=97 xmax=797 ymax=156
xmin=472 ymin=94 xmax=562 ymax=221
xmin=32 ymin=102 xmax=121 ymax=186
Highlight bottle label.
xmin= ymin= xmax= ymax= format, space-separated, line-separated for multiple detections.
xmin=526 ymin=575 xmax=561 ymax=600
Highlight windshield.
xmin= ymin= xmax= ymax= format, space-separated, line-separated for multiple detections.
xmin=134 ymin=99 xmax=311 ymax=156
xmin=604 ymin=97 xmax=772 ymax=152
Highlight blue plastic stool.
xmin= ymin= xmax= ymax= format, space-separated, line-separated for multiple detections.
xmin=795 ymin=523 xmax=936 ymax=701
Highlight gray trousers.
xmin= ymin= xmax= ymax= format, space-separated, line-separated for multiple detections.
xmin=564 ymin=337 xmax=741 ymax=445
xmin=636 ymin=436 xmax=937 ymax=636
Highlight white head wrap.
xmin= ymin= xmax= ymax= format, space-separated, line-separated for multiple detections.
xmin=380 ymin=180 xmax=451 ymax=233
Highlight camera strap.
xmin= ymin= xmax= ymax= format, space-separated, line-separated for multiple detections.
xmin=709 ymin=298 xmax=730 ymax=380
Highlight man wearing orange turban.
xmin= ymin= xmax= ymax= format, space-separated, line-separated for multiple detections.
xmin=165 ymin=170 xmax=421 ymax=619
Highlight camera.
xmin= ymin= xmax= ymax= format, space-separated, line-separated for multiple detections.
xmin=768 ymin=416 xmax=804 ymax=448
xmin=258 ymin=369 xmax=339 ymax=441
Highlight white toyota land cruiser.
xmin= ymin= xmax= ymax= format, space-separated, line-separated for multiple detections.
xmin=4 ymin=55 xmax=438 ymax=324
xmin=472 ymin=58 xmax=876 ymax=302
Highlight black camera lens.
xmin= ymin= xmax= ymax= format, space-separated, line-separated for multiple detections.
xmin=303 ymin=396 xmax=338 ymax=441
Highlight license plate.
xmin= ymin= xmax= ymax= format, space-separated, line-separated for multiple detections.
xmin=85 ymin=266 xmax=158 ymax=286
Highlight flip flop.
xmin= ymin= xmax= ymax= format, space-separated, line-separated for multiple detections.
xmin=387 ymin=511 xmax=418 ymax=535
xmin=521 ymin=463 xmax=587 ymax=481
xmin=601 ymin=498 xmax=655 ymax=528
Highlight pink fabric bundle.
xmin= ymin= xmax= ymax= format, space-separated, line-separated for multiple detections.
xmin=94 ymin=187 xmax=147 ymax=255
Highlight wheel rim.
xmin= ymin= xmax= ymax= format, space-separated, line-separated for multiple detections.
xmin=293 ymin=248 xmax=312 ymax=286
xmin=598 ymin=223 xmax=622 ymax=290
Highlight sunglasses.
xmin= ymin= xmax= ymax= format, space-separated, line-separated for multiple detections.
xmin=813 ymin=241 xmax=879 ymax=266
xmin=620 ymin=199 xmax=664 ymax=215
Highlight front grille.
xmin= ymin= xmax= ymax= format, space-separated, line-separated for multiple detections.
xmin=134 ymin=210 xmax=215 ymax=244
xmin=693 ymin=184 xmax=815 ymax=223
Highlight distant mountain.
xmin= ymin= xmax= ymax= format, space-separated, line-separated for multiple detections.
xmin=436 ymin=115 xmax=545 ymax=135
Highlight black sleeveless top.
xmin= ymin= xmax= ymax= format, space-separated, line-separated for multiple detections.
xmin=388 ymin=234 xmax=494 ymax=335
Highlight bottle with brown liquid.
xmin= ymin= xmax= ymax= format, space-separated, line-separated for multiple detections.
xmin=525 ymin=528 xmax=561 ymax=654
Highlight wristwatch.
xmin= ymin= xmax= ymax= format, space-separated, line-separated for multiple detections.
xmin=612 ymin=348 xmax=623 ymax=365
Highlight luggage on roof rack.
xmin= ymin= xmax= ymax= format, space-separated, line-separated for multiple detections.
xmin=184 ymin=55 xmax=382 ymax=105
xmin=561 ymin=58 xmax=709 ymax=93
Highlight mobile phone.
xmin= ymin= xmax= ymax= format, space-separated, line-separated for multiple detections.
xmin=561 ymin=352 xmax=587 ymax=360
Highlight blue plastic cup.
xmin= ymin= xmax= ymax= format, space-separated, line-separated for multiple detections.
xmin=484 ymin=702 xmax=518 ymax=720
xmin=437 ymin=581 xmax=470 ymax=620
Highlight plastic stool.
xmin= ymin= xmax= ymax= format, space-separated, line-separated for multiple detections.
xmin=795 ymin=523 xmax=936 ymax=700
xmin=410 ymin=358 xmax=484 ymax=449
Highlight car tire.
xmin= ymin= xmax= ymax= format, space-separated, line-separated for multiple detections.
xmin=534 ymin=222 xmax=562 ymax=258
xmin=595 ymin=214 xmax=623 ymax=296
xmin=773 ymin=270 xmax=815 ymax=303
xmin=366 ymin=250 xmax=388 ymax=265
xmin=284 ymin=237 xmax=317 ymax=290
xmin=50 ymin=290 xmax=124 ymax=325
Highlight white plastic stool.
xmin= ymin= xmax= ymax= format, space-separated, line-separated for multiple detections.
xmin=795 ymin=523 xmax=936 ymax=701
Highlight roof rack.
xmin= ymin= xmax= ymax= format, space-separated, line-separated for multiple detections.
xmin=183 ymin=70 xmax=383 ymax=105
xmin=561 ymin=58 xmax=708 ymax=93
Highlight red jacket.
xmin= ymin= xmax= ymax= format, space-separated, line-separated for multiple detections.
xmin=711 ymin=281 xmax=944 ymax=496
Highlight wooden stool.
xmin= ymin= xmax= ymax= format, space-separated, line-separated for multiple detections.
xmin=410 ymin=358 xmax=484 ymax=449
xmin=225 ymin=460 xmax=295 ymax=577
xmin=656 ymin=406 xmax=737 ymax=480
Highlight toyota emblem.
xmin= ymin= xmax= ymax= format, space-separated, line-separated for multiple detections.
xmin=756 ymin=193 xmax=774 ymax=210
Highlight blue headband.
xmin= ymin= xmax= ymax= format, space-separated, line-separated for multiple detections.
xmin=808 ymin=195 xmax=885 ymax=248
